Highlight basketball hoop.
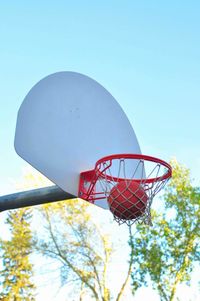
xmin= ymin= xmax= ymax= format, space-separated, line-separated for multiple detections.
xmin=79 ymin=154 xmax=172 ymax=226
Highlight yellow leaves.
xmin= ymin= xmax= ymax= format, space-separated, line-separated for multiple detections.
xmin=14 ymin=166 xmax=53 ymax=191
xmin=169 ymin=158 xmax=191 ymax=192
xmin=0 ymin=208 xmax=35 ymax=299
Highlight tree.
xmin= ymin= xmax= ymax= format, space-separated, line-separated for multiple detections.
xmin=7 ymin=166 xmax=139 ymax=300
xmin=130 ymin=159 xmax=200 ymax=301
xmin=0 ymin=208 xmax=35 ymax=300
xmin=35 ymin=199 xmax=112 ymax=300
xmin=34 ymin=198 xmax=135 ymax=301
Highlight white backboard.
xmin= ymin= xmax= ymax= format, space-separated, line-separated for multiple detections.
xmin=15 ymin=72 xmax=142 ymax=209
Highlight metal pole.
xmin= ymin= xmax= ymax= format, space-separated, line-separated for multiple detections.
xmin=0 ymin=185 xmax=75 ymax=212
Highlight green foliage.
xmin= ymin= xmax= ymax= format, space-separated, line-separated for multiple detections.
xmin=0 ymin=209 xmax=35 ymax=300
xmin=130 ymin=159 xmax=200 ymax=301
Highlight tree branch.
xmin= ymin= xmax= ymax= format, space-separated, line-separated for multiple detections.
xmin=116 ymin=226 xmax=135 ymax=301
xmin=43 ymin=208 xmax=100 ymax=301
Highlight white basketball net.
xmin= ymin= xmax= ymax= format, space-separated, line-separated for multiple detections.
xmin=96 ymin=157 xmax=170 ymax=226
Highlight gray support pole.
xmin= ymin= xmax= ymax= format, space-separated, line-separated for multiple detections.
xmin=0 ymin=185 xmax=76 ymax=212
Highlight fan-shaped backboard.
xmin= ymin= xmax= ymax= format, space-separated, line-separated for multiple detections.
xmin=15 ymin=72 xmax=141 ymax=209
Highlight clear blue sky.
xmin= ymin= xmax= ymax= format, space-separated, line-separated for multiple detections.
xmin=1 ymin=1 xmax=200 ymax=194
xmin=0 ymin=1 xmax=200 ymax=299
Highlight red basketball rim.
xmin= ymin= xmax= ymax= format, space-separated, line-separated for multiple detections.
xmin=95 ymin=154 xmax=172 ymax=184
